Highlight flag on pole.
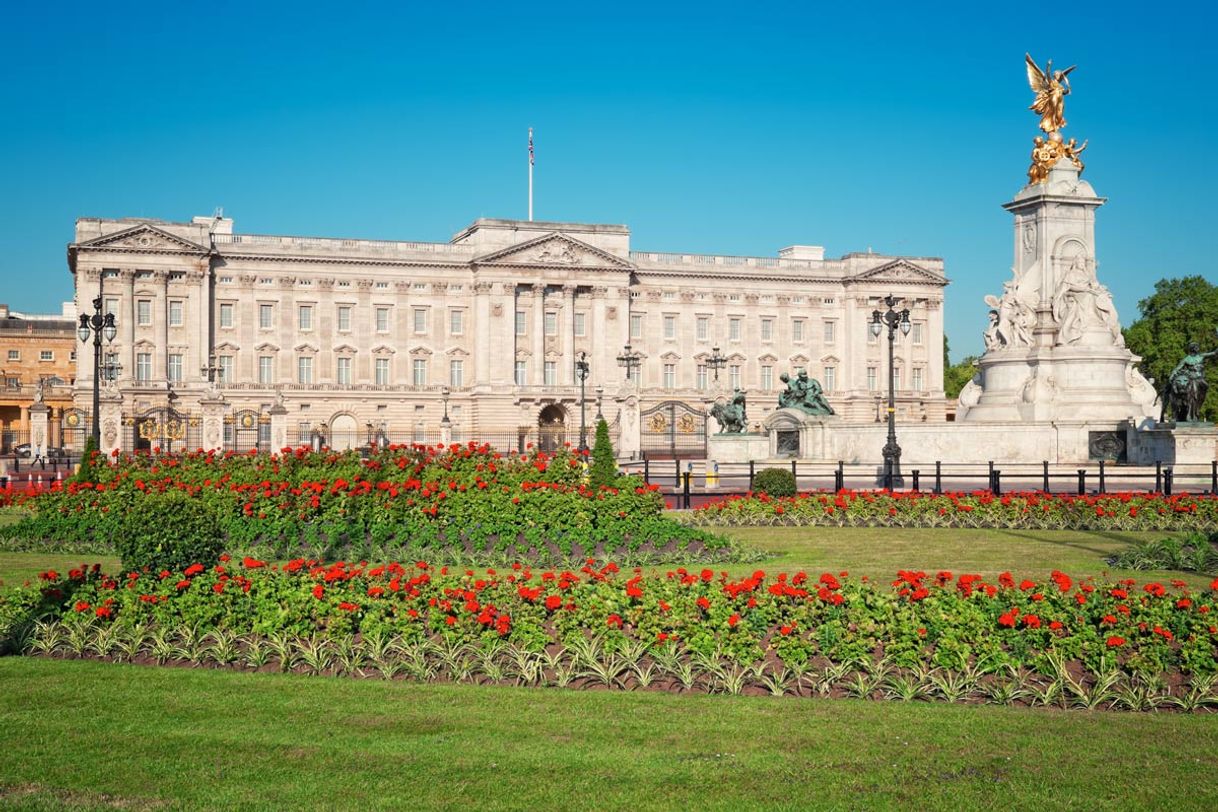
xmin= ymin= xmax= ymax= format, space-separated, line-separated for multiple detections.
xmin=529 ymin=128 xmax=534 ymax=166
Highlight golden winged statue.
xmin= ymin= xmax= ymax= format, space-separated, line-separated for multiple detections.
xmin=1025 ymin=53 xmax=1075 ymax=134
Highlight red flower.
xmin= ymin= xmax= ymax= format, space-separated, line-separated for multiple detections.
xmin=544 ymin=595 xmax=562 ymax=612
xmin=175 ymin=580 xmax=191 ymax=590
xmin=696 ymin=596 xmax=711 ymax=611
xmin=213 ymin=582 xmax=226 ymax=594
xmin=312 ymin=584 xmax=325 ymax=600
xmin=95 ymin=606 xmax=112 ymax=619
xmin=1106 ymin=636 xmax=1126 ymax=648
xmin=606 ymin=614 xmax=623 ymax=628
xmin=338 ymin=602 xmax=359 ymax=612
xmin=242 ymin=556 xmax=266 ymax=569
xmin=183 ymin=563 xmax=205 ymax=577
xmin=728 ymin=613 xmax=740 ymax=627
xmin=73 ymin=601 xmax=91 ymax=613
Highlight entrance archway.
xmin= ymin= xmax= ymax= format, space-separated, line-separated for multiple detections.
xmin=538 ymin=404 xmax=566 ymax=453
xmin=329 ymin=413 xmax=358 ymax=451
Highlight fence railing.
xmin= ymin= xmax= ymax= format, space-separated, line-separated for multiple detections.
xmin=623 ymin=459 xmax=1218 ymax=508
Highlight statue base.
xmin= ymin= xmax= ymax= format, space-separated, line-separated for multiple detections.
xmin=763 ymin=408 xmax=838 ymax=459
xmin=706 ymin=432 xmax=770 ymax=464
xmin=1127 ymin=422 xmax=1218 ymax=466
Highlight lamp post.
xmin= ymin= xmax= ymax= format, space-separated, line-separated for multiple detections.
xmin=574 ymin=350 xmax=590 ymax=451
xmin=595 ymin=385 xmax=604 ymax=422
xmin=77 ymin=296 xmax=117 ymax=446
xmin=706 ymin=346 xmax=728 ymax=383
xmin=616 ymin=343 xmax=642 ymax=382
xmin=869 ymin=293 xmax=911 ymax=489
xmin=200 ymin=355 xmax=221 ymax=389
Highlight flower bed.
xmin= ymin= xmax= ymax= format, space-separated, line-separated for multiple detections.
xmin=4 ymin=559 xmax=1217 ymax=709
xmin=0 ymin=444 xmax=736 ymax=564
xmin=683 ymin=490 xmax=1218 ymax=531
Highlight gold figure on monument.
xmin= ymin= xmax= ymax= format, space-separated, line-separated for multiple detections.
xmin=1024 ymin=54 xmax=1087 ymax=184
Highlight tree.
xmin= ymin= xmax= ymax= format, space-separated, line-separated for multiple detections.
xmin=589 ymin=419 xmax=618 ymax=488
xmin=1124 ymin=276 xmax=1218 ymax=422
xmin=941 ymin=334 xmax=979 ymax=400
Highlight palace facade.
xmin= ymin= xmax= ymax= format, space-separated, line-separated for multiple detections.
xmin=0 ymin=303 xmax=78 ymax=453
xmin=68 ymin=215 xmax=948 ymax=457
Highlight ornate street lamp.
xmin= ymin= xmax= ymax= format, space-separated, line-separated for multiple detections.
xmin=200 ymin=355 xmax=221 ymax=387
xmin=870 ymin=293 xmax=911 ymax=489
xmin=574 ymin=350 xmax=591 ymax=451
xmin=77 ymin=296 xmax=117 ymax=446
xmin=616 ymin=343 xmax=642 ymax=381
xmin=595 ymin=385 xmax=605 ymax=422
xmin=706 ymin=346 xmax=728 ymax=382
xmin=440 ymin=386 xmax=451 ymax=427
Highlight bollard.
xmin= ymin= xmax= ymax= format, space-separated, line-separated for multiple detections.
xmin=790 ymin=459 xmax=797 ymax=484
xmin=992 ymin=470 xmax=1002 ymax=496
xmin=911 ymin=469 xmax=920 ymax=492
xmin=1164 ymin=467 xmax=1173 ymax=497
xmin=1212 ymin=460 xmax=1217 ymax=495
xmin=1077 ymin=469 xmax=1086 ymax=495
xmin=749 ymin=460 xmax=755 ymax=492
xmin=1154 ymin=461 xmax=1162 ymax=494
xmin=1098 ymin=460 xmax=1106 ymax=494
xmin=934 ymin=460 xmax=942 ymax=495
xmin=643 ymin=458 xmax=650 ymax=485
xmin=682 ymin=471 xmax=691 ymax=509
xmin=674 ymin=459 xmax=681 ymax=491
xmin=835 ymin=461 xmax=844 ymax=492
xmin=1042 ymin=460 xmax=1050 ymax=493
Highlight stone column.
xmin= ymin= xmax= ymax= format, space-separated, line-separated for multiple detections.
xmin=473 ymin=281 xmax=492 ymax=384
xmin=532 ymin=283 xmax=545 ymax=385
xmin=199 ymin=393 xmax=227 ymax=451
xmin=615 ymin=392 xmax=640 ymax=459
xmin=28 ymin=403 xmax=49 ymax=459
xmin=98 ymin=393 xmax=123 ymax=458
xmin=562 ymin=285 xmax=576 ymax=384
xmin=268 ymin=397 xmax=288 ymax=452
xmin=591 ymin=286 xmax=608 ymax=386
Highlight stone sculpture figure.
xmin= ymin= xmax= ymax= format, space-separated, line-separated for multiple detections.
xmin=1166 ymin=343 xmax=1217 ymax=423
xmin=778 ymin=370 xmax=835 ymax=416
xmin=711 ymin=389 xmax=748 ymax=434
xmin=1052 ymin=255 xmax=1124 ymax=346
xmin=983 ymin=282 xmax=1033 ymax=349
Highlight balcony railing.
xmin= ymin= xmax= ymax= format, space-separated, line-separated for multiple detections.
xmin=211 ymin=232 xmax=475 ymax=257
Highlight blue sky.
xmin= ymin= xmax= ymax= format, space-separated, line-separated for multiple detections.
xmin=1 ymin=0 xmax=1215 ymax=359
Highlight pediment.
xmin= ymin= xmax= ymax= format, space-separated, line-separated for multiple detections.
xmin=819 ymin=354 xmax=840 ymax=364
xmin=78 ymin=224 xmax=210 ymax=254
xmin=850 ymin=259 xmax=944 ymax=286
xmin=332 ymin=343 xmax=358 ymax=354
xmin=293 ymin=342 xmax=319 ymax=353
xmin=445 ymin=347 xmax=470 ymax=357
xmin=255 ymin=342 xmax=280 ymax=352
xmin=758 ymin=353 xmax=778 ymax=363
xmin=370 ymin=344 xmax=395 ymax=355
xmin=475 ymin=233 xmax=635 ymax=270
xmin=660 ymin=351 xmax=681 ymax=362
xmin=214 ymin=341 xmax=241 ymax=352
xmin=789 ymin=354 xmax=810 ymax=365
xmin=409 ymin=346 xmax=433 ymax=357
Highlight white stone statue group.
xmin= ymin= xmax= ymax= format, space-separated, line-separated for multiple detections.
xmin=982 ymin=254 xmax=1122 ymax=351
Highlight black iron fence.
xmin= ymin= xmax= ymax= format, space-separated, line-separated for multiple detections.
xmin=623 ymin=459 xmax=1218 ymax=509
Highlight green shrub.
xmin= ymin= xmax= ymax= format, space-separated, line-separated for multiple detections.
xmin=72 ymin=435 xmax=98 ymax=484
xmin=589 ymin=419 xmax=618 ymax=489
xmin=115 ymin=489 xmax=223 ymax=573
xmin=752 ymin=467 xmax=796 ymax=498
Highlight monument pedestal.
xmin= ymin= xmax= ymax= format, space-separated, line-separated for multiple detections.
xmin=763 ymin=408 xmax=837 ymax=459
xmin=1127 ymin=422 xmax=1218 ymax=466
xmin=707 ymin=432 xmax=769 ymax=463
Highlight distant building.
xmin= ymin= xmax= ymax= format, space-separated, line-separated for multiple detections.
xmin=68 ymin=215 xmax=948 ymax=457
xmin=0 ymin=303 xmax=78 ymax=452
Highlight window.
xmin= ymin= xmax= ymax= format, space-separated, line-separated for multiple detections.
xmin=298 ymin=305 xmax=313 ymax=331
xmin=39 ymin=350 xmax=54 ymax=362
xmin=573 ymin=313 xmax=586 ymax=337
xmin=663 ymin=363 xmax=676 ymax=389
xmin=219 ymin=303 xmax=234 ymax=328
xmin=218 ymin=355 xmax=233 ymax=384
xmin=5 ymin=350 xmax=17 ymax=361
xmin=663 ymin=315 xmax=676 ymax=340
xmin=760 ymin=318 xmax=773 ymax=341
xmin=376 ymin=307 xmax=391 ymax=333
xmin=824 ymin=366 xmax=836 ymax=392
xmin=867 ymin=367 xmax=877 ymax=391
xmin=824 ymin=320 xmax=836 ymax=343
xmin=336 ymin=357 xmax=352 ymax=385
xmin=297 ymin=356 xmax=314 ymax=384
xmin=449 ymin=310 xmax=464 ymax=335
xmin=792 ymin=319 xmax=805 ymax=342
xmin=337 ymin=306 xmax=352 ymax=331
xmin=892 ymin=367 xmax=901 ymax=390
xmin=449 ymin=359 xmax=464 ymax=387
xmin=104 ymin=298 xmax=118 ymax=316
xmin=413 ymin=309 xmax=427 ymax=334
xmin=630 ymin=313 xmax=643 ymax=339
xmin=70 ymin=351 xmax=76 ymax=362
xmin=912 ymin=367 xmax=924 ymax=391
xmin=136 ymin=353 xmax=152 ymax=382
xmin=260 ymin=304 xmax=274 ymax=329
xmin=168 ymin=301 xmax=183 ymax=327
xmin=137 ymin=300 xmax=152 ymax=326
xmin=258 ymin=356 xmax=274 ymax=384
xmin=696 ymin=364 xmax=708 ymax=390
xmin=729 ymin=364 xmax=741 ymax=390
xmin=544 ymin=312 xmax=557 ymax=336
xmin=912 ymin=322 xmax=924 ymax=345
xmin=412 ymin=358 xmax=427 ymax=386
xmin=544 ymin=361 xmax=557 ymax=386
xmin=729 ymin=318 xmax=742 ymax=341
xmin=514 ymin=360 xmax=527 ymax=386
xmin=515 ymin=311 xmax=527 ymax=336
xmin=168 ymin=354 xmax=183 ymax=383
xmin=696 ymin=317 xmax=709 ymax=342
xmin=761 ymin=365 xmax=773 ymax=391
xmin=375 ymin=357 xmax=391 ymax=385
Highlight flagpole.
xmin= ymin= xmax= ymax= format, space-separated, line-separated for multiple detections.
xmin=528 ymin=127 xmax=534 ymax=222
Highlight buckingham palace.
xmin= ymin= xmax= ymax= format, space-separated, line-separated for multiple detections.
xmin=67 ymin=214 xmax=948 ymax=458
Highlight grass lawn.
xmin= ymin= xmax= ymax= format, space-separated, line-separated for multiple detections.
xmin=2 ymin=657 xmax=1217 ymax=811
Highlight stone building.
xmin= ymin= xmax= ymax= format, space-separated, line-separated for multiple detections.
xmin=68 ymin=215 xmax=948 ymax=457
xmin=0 ymin=303 xmax=78 ymax=452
